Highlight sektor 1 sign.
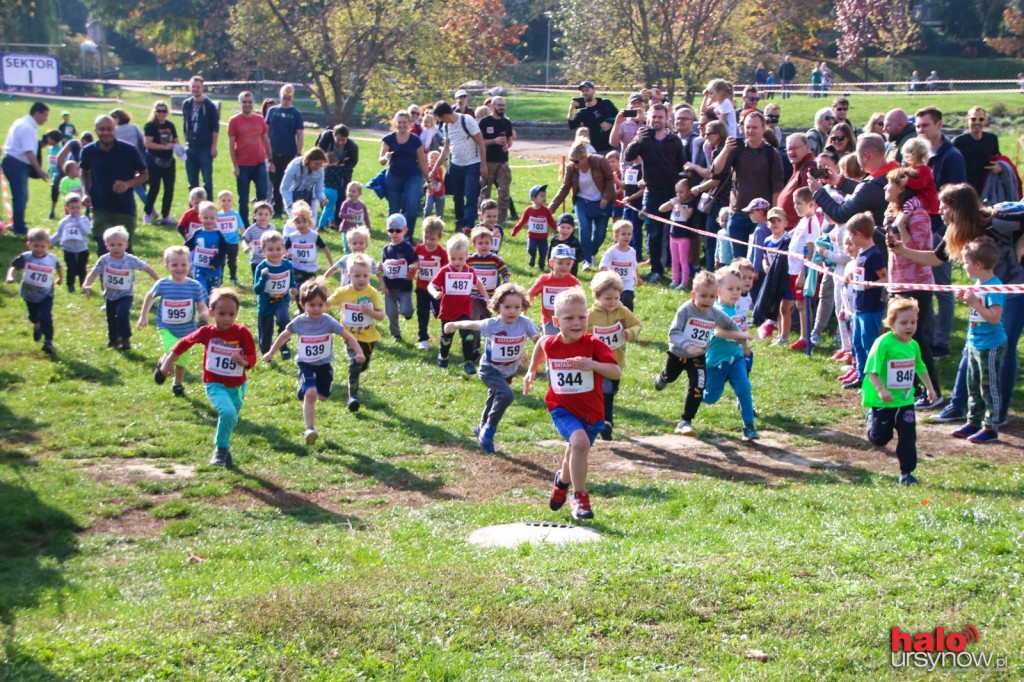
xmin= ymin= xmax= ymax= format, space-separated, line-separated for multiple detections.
xmin=0 ymin=53 xmax=61 ymax=95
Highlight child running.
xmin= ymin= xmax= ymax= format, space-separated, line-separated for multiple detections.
xmin=444 ymin=283 xmax=540 ymax=452
xmin=336 ymin=181 xmax=370 ymax=253
xmin=414 ymin=217 xmax=449 ymax=350
xmin=216 ymin=190 xmax=244 ymax=285
xmin=84 ymin=226 xmax=159 ymax=350
xmin=264 ymin=277 xmax=365 ymax=445
xmin=177 ymin=187 xmax=207 ymax=244
xmin=598 ymin=219 xmax=641 ymax=311
xmin=6 ymin=228 xmax=62 ymax=354
xmin=863 ymin=297 xmax=936 ymax=485
xmin=186 ymin=201 xmax=229 ymax=295
xmin=429 ymin=233 xmax=490 ymax=372
xmin=477 ymin=199 xmax=505 ymax=254
xmin=549 ymin=214 xmax=583 ymax=277
xmin=326 ymin=254 xmax=385 ymax=412
xmin=529 ymin=244 xmax=580 ymax=335
xmin=241 ymin=200 xmax=274 ymax=278
xmin=138 ymin=245 xmax=210 ymax=397
xmin=588 ymin=271 xmax=642 ymax=440
xmin=50 ymin=193 xmax=91 ymax=293
xmin=253 ymin=230 xmax=298 ymax=358
xmin=654 ymin=271 xmax=744 ymax=436
xmin=524 ymin=288 xmax=621 ymax=520
xmin=379 ymin=213 xmax=419 ymax=343
xmin=160 ymin=288 xmax=257 ymax=467
xmin=324 ymin=226 xmax=376 ymax=287
xmin=284 ymin=201 xmax=333 ymax=293
xmin=467 ymin=226 xmax=510 ymax=363
xmin=511 ymin=184 xmax=556 ymax=270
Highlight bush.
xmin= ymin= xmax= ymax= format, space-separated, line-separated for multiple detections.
xmin=990 ymin=102 xmax=1008 ymax=117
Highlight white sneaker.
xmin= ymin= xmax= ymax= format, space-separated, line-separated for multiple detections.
xmin=416 ymin=340 xmax=430 ymax=350
xmin=304 ymin=428 xmax=319 ymax=446
xmin=770 ymin=335 xmax=788 ymax=347
xmin=581 ymin=261 xmax=591 ymax=271
xmin=674 ymin=419 xmax=696 ymax=436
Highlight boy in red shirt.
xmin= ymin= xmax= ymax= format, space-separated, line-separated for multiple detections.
xmin=177 ymin=187 xmax=207 ymax=244
xmin=511 ymin=184 xmax=557 ymax=270
xmin=524 ymin=288 xmax=621 ymax=520
xmin=414 ymin=216 xmax=449 ymax=349
xmin=428 ymin=233 xmax=490 ymax=372
xmin=528 ymin=244 xmax=580 ymax=335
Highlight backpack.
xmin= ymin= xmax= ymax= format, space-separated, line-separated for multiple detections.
xmin=443 ymin=114 xmax=479 ymax=161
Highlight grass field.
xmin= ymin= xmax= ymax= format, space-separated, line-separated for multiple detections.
xmin=1 ymin=94 xmax=1023 ymax=680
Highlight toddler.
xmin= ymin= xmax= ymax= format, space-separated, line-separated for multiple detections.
xmin=599 ymin=219 xmax=641 ymax=310
xmin=50 ymin=193 xmax=91 ymax=292
xmin=59 ymin=160 xmax=83 ymax=201
xmin=5 ymin=228 xmax=62 ymax=354
xmin=787 ymin=187 xmax=825 ymax=351
xmin=284 ymin=201 xmax=333 ymax=294
xmin=325 ymin=226 xmax=376 ymax=287
xmin=529 ymin=244 xmax=581 ymax=335
xmin=429 ymin=233 xmax=490 ymax=371
xmin=414 ymin=217 xmax=449 ymax=349
xmin=177 ymin=187 xmax=207 ymax=244
xmin=588 ymin=271 xmax=642 ymax=440
xmin=327 ymin=255 xmax=385 ymax=412
xmin=423 ymin=152 xmax=446 ymax=217
xmin=241 ymin=200 xmax=275 ymax=277
xmin=477 ymin=199 xmax=505 ymax=253
xmin=843 ymin=212 xmax=888 ymax=389
xmin=379 ymin=213 xmax=419 ymax=343
xmin=467 ymin=226 xmax=511 ymax=362
xmin=658 ymin=179 xmax=697 ymax=289
xmin=253 ymin=230 xmax=298 ymax=357
xmin=84 ymin=226 xmax=159 ymax=350
xmin=549 ymin=214 xmax=584 ymax=277
xmin=900 ymin=137 xmax=939 ymax=215
xmin=186 ymin=201 xmax=229 ymax=295
xmin=512 ymin=184 xmax=556 ymax=270
xmin=216 ymin=190 xmax=244 ymax=285
xmin=762 ymin=208 xmax=794 ymax=344
xmin=336 ymin=181 xmax=371 ymax=253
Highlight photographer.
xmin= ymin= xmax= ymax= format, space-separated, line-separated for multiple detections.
xmin=568 ymin=80 xmax=618 ymax=153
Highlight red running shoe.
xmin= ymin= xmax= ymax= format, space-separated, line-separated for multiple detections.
xmin=571 ymin=491 xmax=594 ymax=519
xmin=830 ymin=349 xmax=846 ymax=361
xmin=549 ymin=471 xmax=569 ymax=511
xmin=789 ymin=338 xmax=808 ymax=351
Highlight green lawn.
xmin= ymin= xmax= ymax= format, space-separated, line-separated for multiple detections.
xmin=1 ymin=94 xmax=1022 ymax=680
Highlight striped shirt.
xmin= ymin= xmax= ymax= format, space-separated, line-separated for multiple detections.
xmin=466 ymin=252 xmax=509 ymax=300
xmin=149 ymin=277 xmax=209 ymax=336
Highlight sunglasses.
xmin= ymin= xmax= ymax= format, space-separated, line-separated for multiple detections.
xmin=765 ymin=116 xmax=780 ymax=122
xmin=571 ymin=159 xmax=581 ymax=164
xmin=823 ymin=116 xmax=835 ymax=121
xmin=156 ymin=108 xmax=169 ymax=113
xmin=830 ymin=135 xmax=846 ymax=142
xmin=834 ymin=107 xmax=848 ymax=112
xmin=387 ymin=227 xmax=404 ymax=233
xmin=410 ymin=111 xmax=420 ymax=116
xmin=968 ymin=116 xmax=986 ymax=122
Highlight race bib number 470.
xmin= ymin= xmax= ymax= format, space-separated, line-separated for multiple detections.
xmin=548 ymin=359 xmax=594 ymax=395
xmin=25 ymin=263 xmax=54 ymax=290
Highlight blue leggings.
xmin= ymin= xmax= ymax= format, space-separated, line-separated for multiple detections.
xmin=205 ymin=382 xmax=246 ymax=449
xmin=853 ymin=311 xmax=883 ymax=379
xmin=703 ymin=357 xmax=755 ymax=426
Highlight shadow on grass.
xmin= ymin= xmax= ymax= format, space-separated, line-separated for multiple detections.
xmin=758 ymin=414 xmax=868 ymax=449
xmin=230 ymin=468 xmax=366 ymax=527
xmin=315 ymin=449 xmax=461 ymax=502
xmin=58 ymin=358 xmax=124 ymax=386
xmin=0 ymin=402 xmax=46 ymax=445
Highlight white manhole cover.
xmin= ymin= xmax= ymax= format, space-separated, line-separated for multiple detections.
xmin=468 ymin=522 xmax=602 ymax=548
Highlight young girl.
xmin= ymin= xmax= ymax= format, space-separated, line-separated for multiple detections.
xmin=327 ymin=254 xmax=385 ymax=412
xmin=284 ymin=201 xmax=333 ymax=294
xmin=658 ymin=179 xmax=696 ymax=289
xmin=900 ymin=137 xmax=939 ymax=215
xmin=445 ymin=283 xmax=541 ymax=452
xmin=325 ymin=226 xmax=376 ymax=287
xmin=863 ymin=297 xmax=937 ymax=486
xmin=336 ymin=181 xmax=370 ymax=254
xmin=423 ymin=151 xmax=446 ymax=218
xmin=264 ymin=278 xmax=365 ymax=445
xmin=160 ymin=288 xmax=258 ymax=467
xmin=242 ymin=201 xmax=274 ymax=278
xmin=598 ymin=220 xmax=641 ymax=311
xmin=588 ymin=271 xmax=642 ymax=440
xmin=701 ymin=79 xmax=737 ymax=137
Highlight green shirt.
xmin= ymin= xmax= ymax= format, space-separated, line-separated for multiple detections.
xmin=60 ymin=176 xmax=82 ymax=196
xmin=862 ymin=332 xmax=926 ymax=408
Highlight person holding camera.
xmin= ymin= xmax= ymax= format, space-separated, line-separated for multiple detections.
xmin=777 ymin=133 xmax=818 ymax=229
xmin=568 ymin=81 xmax=618 ymax=154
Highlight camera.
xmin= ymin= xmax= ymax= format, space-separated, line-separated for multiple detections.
xmin=809 ymin=167 xmax=831 ymax=180
xmin=622 ymin=110 xmax=638 ymax=118
xmin=573 ymin=97 xmax=586 ymax=108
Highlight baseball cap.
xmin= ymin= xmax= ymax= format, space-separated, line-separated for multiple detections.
xmin=557 ymin=213 xmax=575 ymax=227
xmin=454 ymin=89 xmax=468 ymax=98
xmin=61 ymin=110 xmax=70 ymax=116
xmin=628 ymin=93 xmax=643 ymax=103
xmin=386 ymin=213 xmax=407 ymax=230
xmin=743 ymin=198 xmax=771 ymax=213
xmin=766 ymin=207 xmax=786 ymax=222
xmin=578 ymin=80 xmax=595 ymax=90
xmin=529 ymin=184 xmax=548 ymax=200
xmin=551 ymin=244 xmax=576 ymax=261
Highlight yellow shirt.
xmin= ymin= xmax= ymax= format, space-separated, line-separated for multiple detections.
xmin=327 ymin=285 xmax=383 ymax=343
xmin=587 ymin=303 xmax=642 ymax=368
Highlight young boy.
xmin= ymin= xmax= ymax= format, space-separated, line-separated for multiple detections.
xmin=137 ymin=245 xmax=210 ymax=396
xmin=445 ymin=283 xmax=541 ymax=452
xmin=327 ymin=254 xmax=385 ymax=412
xmin=528 ymin=244 xmax=580 ymax=336
xmin=264 ymin=278 xmax=365 ymax=445
xmin=177 ymin=187 xmax=207 ymax=244
xmin=83 ymin=226 xmax=159 ymax=350
xmin=429 ymin=233 xmax=490 ymax=372
xmin=732 ymin=257 xmax=757 ymax=374
xmin=467 ymin=226 xmax=510 ymax=362
xmin=477 ymin=199 xmax=505 ymax=254
xmin=186 ymin=201 xmax=230 ymax=295
xmin=599 ymin=219 xmax=642 ymax=311
xmin=253 ymin=230 xmax=298 ymax=357
xmin=59 ymin=160 xmax=83 ymax=201
xmin=325 ymin=226 xmax=376 ymax=287
xmin=379 ymin=213 xmax=419 ymax=343
xmin=336 ymin=181 xmax=371 ymax=253
xmin=550 ymin=213 xmax=584 ymax=277
xmin=241 ymin=200 xmax=274 ymax=278
xmin=787 ymin=187 xmax=824 ymax=351
xmin=6 ymin=228 xmax=63 ymax=353
xmin=414 ymin=216 xmax=449 ymax=349
xmin=59 ymin=111 xmax=76 ymax=141
xmin=864 ymin=297 xmax=937 ymax=485
xmin=511 ymin=184 xmax=557 ymax=270
xmin=216 ymin=190 xmax=245 ymax=285
xmin=283 ymin=202 xmax=333 ymax=293
xmin=44 ymin=130 xmax=64 ymax=220
xmin=952 ymin=237 xmax=1007 ymax=443
xmin=761 ymin=209 xmax=793 ymax=344
xmin=843 ymin=212 xmax=888 ymax=389
xmin=524 ymin=288 xmax=621 ymax=520
xmin=701 ymin=267 xmax=760 ymax=440
xmin=744 ymin=198 xmax=771 ymax=301
xmin=50 ymin=194 xmax=91 ymax=293
xmin=654 ymin=271 xmax=745 ymax=436
xmin=588 ymin=271 xmax=642 ymax=440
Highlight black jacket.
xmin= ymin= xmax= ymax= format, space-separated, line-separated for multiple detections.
xmin=752 ymin=235 xmax=791 ymax=326
xmin=813 ymin=174 xmax=889 ymax=226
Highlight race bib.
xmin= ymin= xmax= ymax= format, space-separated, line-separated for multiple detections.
xmin=491 ymin=334 xmax=525 ymax=363
xmin=886 ymin=358 xmax=915 ymax=390
xmin=528 ymin=217 xmax=548 ymax=235
xmin=103 ymin=267 xmax=131 ymax=291
xmin=542 ymin=286 xmax=570 ymax=311
xmin=610 ymin=260 xmax=633 ymax=280
xmin=349 ymin=209 xmax=364 ymax=224
xmin=548 ymin=358 xmax=594 ymax=395
xmin=492 ymin=233 xmax=502 ymax=252
xmin=445 ymin=271 xmax=473 ymax=295
xmin=266 ymin=271 xmax=290 ymax=294
xmin=205 ymin=341 xmax=244 ymax=377
xmin=594 ymin=322 xmax=625 ymax=350
xmin=732 ymin=315 xmax=748 ymax=333
xmin=474 ymin=268 xmax=498 ymax=291
xmin=63 ymin=225 xmax=82 ymax=242
xmin=418 ymin=257 xmax=440 ymax=282
xmin=193 ymin=246 xmax=216 ymax=269
xmin=383 ymin=258 xmax=408 ymax=279
xmin=292 ymin=245 xmax=316 ymax=268
xmin=341 ymin=302 xmax=371 ymax=329
xmin=429 ymin=180 xmax=442 ymax=194
xmin=160 ymin=298 xmax=194 ymax=325
xmin=24 ymin=263 xmax=54 ymax=290
xmin=852 ymin=266 xmax=865 ymax=292
xmin=968 ymin=306 xmax=984 ymax=326
xmin=624 ymin=168 xmax=639 ymax=185
xmin=671 ymin=207 xmax=685 ymax=223
xmin=298 ymin=334 xmax=332 ymax=363
xmin=183 ymin=222 xmax=202 ymax=242
xmin=216 ymin=216 xmax=239 ymax=235
xmin=682 ymin=317 xmax=714 ymax=348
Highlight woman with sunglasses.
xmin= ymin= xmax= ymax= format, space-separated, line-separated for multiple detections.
xmin=806 ymin=107 xmax=835 ymax=156
xmin=143 ymin=100 xmax=179 ymax=226
xmin=828 ymin=121 xmax=855 ymax=156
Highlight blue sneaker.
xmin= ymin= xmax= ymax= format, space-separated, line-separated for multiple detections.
xmin=929 ymin=404 xmax=964 ymax=423
xmin=951 ymin=422 xmax=981 ymax=439
xmin=437 ymin=355 xmax=449 ymax=369
xmin=742 ymin=424 xmax=760 ymax=441
xmin=898 ymin=473 xmax=919 ymax=486
xmin=967 ymin=428 xmax=998 ymax=444
xmin=464 ymin=361 xmax=477 ymax=375
xmin=479 ymin=425 xmax=496 ymax=453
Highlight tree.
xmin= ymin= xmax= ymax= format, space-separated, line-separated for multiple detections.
xmin=748 ymin=0 xmax=833 ymax=56
xmin=835 ymin=0 xmax=923 ymax=77
xmin=986 ymin=7 xmax=1024 ymax=56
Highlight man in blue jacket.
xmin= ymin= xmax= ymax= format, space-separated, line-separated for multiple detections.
xmin=181 ymin=76 xmax=219 ymax=200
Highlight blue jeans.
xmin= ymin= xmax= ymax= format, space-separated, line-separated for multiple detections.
xmin=319 ymin=187 xmax=339 ymax=230
xmin=105 ymin=295 xmax=134 ymax=343
xmin=703 ymin=356 xmax=756 ymax=426
xmin=1 ymin=155 xmax=30 ymax=235
xmin=447 ymin=162 xmax=481 ymax=230
xmin=258 ymin=300 xmax=291 ymax=354
xmin=949 ymin=292 xmax=1023 ymax=422
xmin=726 ymin=211 xmax=755 ymax=259
xmin=26 ymin=295 xmax=54 ymax=341
xmin=185 ymin=145 xmax=214 ymax=199
xmin=643 ymin=187 xmax=675 ymax=276
xmin=574 ymin=199 xmax=611 ymax=265
xmin=205 ymin=382 xmax=246 ymax=449
xmin=237 ymin=163 xmax=269 ymax=225
xmin=623 ymin=205 xmax=644 ymax=261
xmin=384 ymin=171 xmax=424 ymax=240
xmin=853 ymin=310 xmax=883 ymax=379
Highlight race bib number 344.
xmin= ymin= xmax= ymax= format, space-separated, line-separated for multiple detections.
xmin=548 ymin=359 xmax=594 ymax=395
